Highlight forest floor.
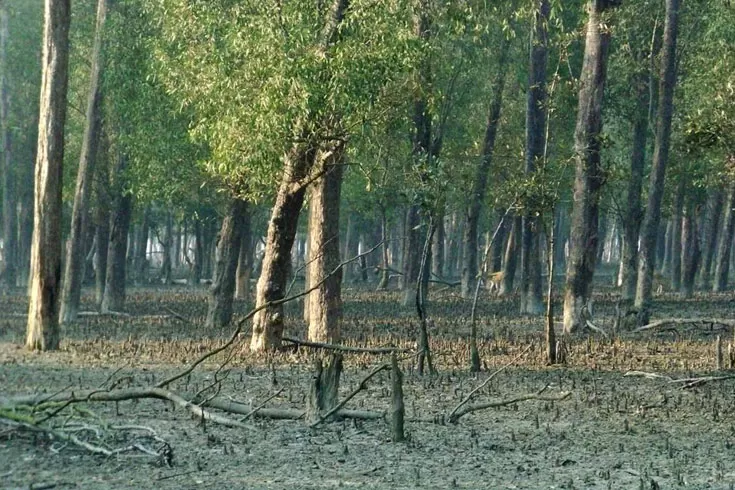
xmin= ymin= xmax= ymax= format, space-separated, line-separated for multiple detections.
xmin=2 ymin=280 xmax=735 ymax=489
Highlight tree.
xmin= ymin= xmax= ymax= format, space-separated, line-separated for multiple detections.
xmin=60 ymin=0 xmax=108 ymax=323
xmin=0 ymin=0 xmax=15 ymax=289
xmin=520 ymin=0 xmax=550 ymax=316
xmin=26 ymin=0 xmax=71 ymax=351
xmin=563 ymin=0 xmax=619 ymax=334
xmin=634 ymin=0 xmax=682 ymax=322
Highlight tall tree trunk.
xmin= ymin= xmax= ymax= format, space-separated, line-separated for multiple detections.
xmin=206 ymin=199 xmax=248 ymax=329
xmin=713 ymin=184 xmax=735 ymax=292
xmin=634 ymin=0 xmax=682 ymax=322
xmin=670 ymin=179 xmax=685 ymax=291
xmin=501 ymin=215 xmax=521 ymax=295
xmin=563 ymin=0 xmax=616 ymax=333
xmin=553 ymin=205 xmax=568 ymax=272
xmin=432 ymin=206 xmax=445 ymax=279
xmin=307 ymin=148 xmax=344 ymax=343
xmin=190 ymin=217 xmax=203 ymax=285
xmin=93 ymin=134 xmax=110 ymax=306
xmin=461 ymin=35 xmax=511 ymax=298
xmin=0 ymin=2 xmax=16 ymax=288
xmin=100 ymin=155 xmax=132 ymax=313
xmin=661 ymin=219 xmax=673 ymax=275
xmin=401 ymin=205 xmax=421 ymax=305
xmin=133 ymin=207 xmax=149 ymax=285
xmin=377 ymin=207 xmax=390 ymax=290
xmin=173 ymin=222 xmax=181 ymax=269
xmin=250 ymin=146 xmax=316 ymax=351
xmin=26 ymin=0 xmax=71 ymax=351
xmin=160 ymin=211 xmax=173 ymax=285
xmin=59 ymin=0 xmax=106 ymax=323
xmin=235 ymin=208 xmax=252 ymax=300
xmin=620 ymin=77 xmax=648 ymax=300
xmin=699 ymin=188 xmax=723 ymax=289
xmin=520 ymin=0 xmax=550 ymax=315
xmin=342 ymin=215 xmax=359 ymax=284
xmin=680 ymin=200 xmax=699 ymax=298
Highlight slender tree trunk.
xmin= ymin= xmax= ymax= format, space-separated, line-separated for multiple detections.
xmin=59 ymin=0 xmax=106 ymax=323
xmin=520 ymin=0 xmax=550 ymax=315
xmin=160 ymin=211 xmax=173 ymax=285
xmin=661 ymin=219 xmax=673 ymax=275
xmin=173 ymin=222 xmax=181 ymax=269
xmin=461 ymin=36 xmax=511 ymax=298
xmin=377 ymin=207 xmax=390 ymax=290
xmin=563 ymin=0 xmax=616 ymax=333
xmin=634 ymin=0 xmax=682 ymax=322
xmin=133 ymin=207 xmax=149 ymax=285
xmin=670 ymin=179 xmax=685 ymax=291
xmin=401 ymin=205 xmax=421 ymax=305
xmin=206 ymin=199 xmax=248 ymax=329
xmin=713 ymin=183 xmax=735 ymax=292
xmin=501 ymin=215 xmax=521 ymax=295
xmin=680 ymin=200 xmax=699 ymax=298
xmin=621 ymin=78 xmax=648 ymax=300
xmin=0 ymin=2 xmax=16 ymax=288
xmin=26 ymin=0 xmax=71 ymax=351
xmin=307 ymin=149 xmax=344 ymax=343
xmin=100 ymin=155 xmax=132 ymax=313
xmin=553 ymin=205 xmax=567 ymax=272
xmin=699 ymin=188 xmax=723 ymax=289
xmin=235 ymin=208 xmax=252 ymax=300
xmin=343 ymin=215 xmax=359 ymax=284
xmin=432 ymin=206 xmax=445 ymax=279
xmin=93 ymin=136 xmax=110 ymax=306
xmin=191 ymin=217 xmax=203 ymax=285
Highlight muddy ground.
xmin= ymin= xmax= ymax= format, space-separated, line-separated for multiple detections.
xmin=2 ymin=283 xmax=735 ymax=489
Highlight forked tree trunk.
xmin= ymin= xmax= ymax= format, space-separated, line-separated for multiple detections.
xmin=699 ymin=189 xmax=723 ymax=289
xmin=234 ymin=209 xmax=252 ymax=300
xmin=563 ymin=0 xmax=616 ymax=333
xmin=306 ymin=149 xmax=344 ymax=343
xmin=680 ymin=201 xmax=699 ymax=298
xmin=713 ymin=183 xmax=735 ymax=292
xmin=101 ymin=155 xmax=132 ymax=313
xmin=461 ymin=35 xmax=511 ymax=298
xmin=26 ymin=0 xmax=71 ymax=351
xmin=634 ymin=0 xmax=682 ymax=322
xmin=620 ymin=77 xmax=648 ymax=300
xmin=0 ymin=2 xmax=16 ymax=288
xmin=520 ymin=0 xmax=550 ymax=315
xmin=206 ymin=199 xmax=248 ymax=329
xmin=60 ymin=0 xmax=106 ymax=323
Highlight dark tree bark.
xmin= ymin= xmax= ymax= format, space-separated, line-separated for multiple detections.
xmin=93 ymin=134 xmax=110 ymax=306
xmin=0 ymin=1 xmax=16 ymax=288
xmin=133 ymin=207 xmax=149 ymax=285
xmin=190 ymin=217 xmax=203 ymax=285
xmin=660 ymin=219 xmax=673 ymax=275
xmin=670 ymin=179 xmax=685 ymax=291
xmin=401 ymin=205 xmax=421 ymax=304
xmin=160 ymin=211 xmax=173 ymax=285
xmin=500 ymin=215 xmax=521 ymax=295
xmin=680 ymin=200 xmax=700 ymax=298
xmin=26 ymin=0 xmax=71 ymax=351
xmin=101 ymin=155 xmax=132 ymax=313
xmin=713 ymin=184 xmax=735 ymax=292
xmin=461 ymin=35 xmax=511 ymax=298
xmin=634 ymin=0 xmax=682 ymax=321
xmin=206 ymin=199 xmax=248 ymax=329
xmin=432 ymin=206 xmax=445 ymax=279
xmin=563 ymin=0 xmax=617 ymax=333
xmin=306 ymin=149 xmax=344 ymax=343
xmin=234 ymin=208 xmax=252 ymax=300
xmin=699 ymin=188 xmax=723 ymax=289
xmin=520 ymin=0 xmax=550 ymax=315
xmin=620 ymin=77 xmax=648 ymax=300
xmin=60 ymin=0 xmax=107 ymax=323
xmin=377 ymin=207 xmax=390 ymax=290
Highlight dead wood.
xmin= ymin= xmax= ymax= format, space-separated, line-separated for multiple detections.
xmin=447 ymin=344 xmax=532 ymax=423
xmin=623 ymin=370 xmax=735 ymax=389
xmin=282 ymin=336 xmax=411 ymax=354
xmin=635 ymin=318 xmax=735 ymax=333
xmin=448 ymin=388 xmax=572 ymax=423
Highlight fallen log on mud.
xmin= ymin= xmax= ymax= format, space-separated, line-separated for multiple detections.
xmin=635 ymin=318 xmax=735 ymax=333
xmin=281 ymin=336 xmax=411 ymax=354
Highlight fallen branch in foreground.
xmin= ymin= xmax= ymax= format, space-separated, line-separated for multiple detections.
xmin=282 ymin=337 xmax=411 ymax=354
xmin=635 ymin=318 xmax=735 ymax=333
xmin=623 ymin=370 xmax=735 ymax=389
xmin=447 ymin=388 xmax=572 ymax=423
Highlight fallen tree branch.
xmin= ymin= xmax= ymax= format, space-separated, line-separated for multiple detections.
xmin=447 ymin=344 xmax=532 ymax=423
xmin=449 ymin=388 xmax=572 ymax=423
xmin=635 ymin=318 xmax=735 ymax=333
xmin=282 ymin=337 xmax=411 ymax=354
xmin=624 ymin=370 xmax=735 ymax=389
